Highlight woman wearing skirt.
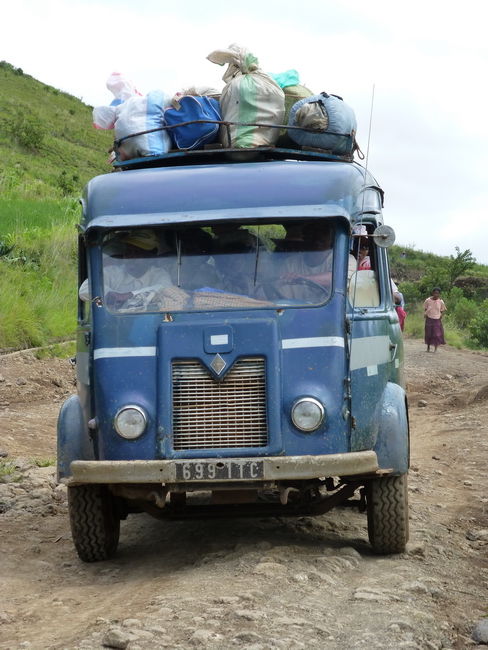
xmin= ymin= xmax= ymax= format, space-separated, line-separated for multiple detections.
xmin=424 ymin=287 xmax=447 ymax=352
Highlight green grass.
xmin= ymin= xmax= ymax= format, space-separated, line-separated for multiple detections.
xmin=0 ymin=461 xmax=23 ymax=483
xmin=33 ymin=341 xmax=76 ymax=360
xmin=0 ymin=197 xmax=79 ymax=232
xmin=1 ymin=61 xmax=488 ymax=352
xmin=444 ymin=328 xmax=465 ymax=349
xmin=403 ymin=306 xmax=478 ymax=350
xmin=403 ymin=310 xmax=424 ymax=339
xmin=34 ymin=458 xmax=57 ymax=468
xmin=0 ymin=198 xmax=78 ymax=350
xmin=0 ymin=61 xmax=113 ymax=199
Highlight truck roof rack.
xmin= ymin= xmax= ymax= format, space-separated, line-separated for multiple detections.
xmin=112 ymin=120 xmax=360 ymax=170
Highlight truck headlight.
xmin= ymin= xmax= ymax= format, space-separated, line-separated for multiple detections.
xmin=291 ymin=398 xmax=325 ymax=432
xmin=114 ymin=406 xmax=147 ymax=439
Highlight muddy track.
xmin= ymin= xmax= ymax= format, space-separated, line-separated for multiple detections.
xmin=1 ymin=338 xmax=488 ymax=649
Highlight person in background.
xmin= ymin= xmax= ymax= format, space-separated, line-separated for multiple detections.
xmin=388 ymin=278 xmax=406 ymax=331
xmin=424 ymin=287 xmax=447 ymax=352
xmin=394 ymin=291 xmax=406 ymax=331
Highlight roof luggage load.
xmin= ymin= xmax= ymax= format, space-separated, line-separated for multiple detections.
xmin=92 ymin=46 xmax=363 ymax=168
xmin=207 ymin=43 xmax=285 ymax=149
xmin=287 ymin=93 xmax=358 ymax=156
xmin=111 ymin=116 xmax=362 ymax=169
xmin=114 ymin=91 xmax=172 ymax=161
xmin=163 ymin=96 xmax=221 ymax=151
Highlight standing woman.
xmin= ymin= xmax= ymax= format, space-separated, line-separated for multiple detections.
xmin=424 ymin=287 xmax=447 ymax=352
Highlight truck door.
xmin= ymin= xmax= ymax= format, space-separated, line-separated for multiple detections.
xmin=347 ymin=235 xmax=402 ymax=454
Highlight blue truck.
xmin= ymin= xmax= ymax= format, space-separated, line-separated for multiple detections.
xmin=58 ymin=130 xmax=409 ymax=562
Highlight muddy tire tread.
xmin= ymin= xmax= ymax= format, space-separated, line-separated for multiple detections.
xmin=367 ymin=474 xmax=409 ymax=555
xmin=68 ymin=484 xmax=120 ymax=563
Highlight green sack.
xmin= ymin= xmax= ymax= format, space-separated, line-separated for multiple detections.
xmin=277 ymin=84 xmax=314 ymax=147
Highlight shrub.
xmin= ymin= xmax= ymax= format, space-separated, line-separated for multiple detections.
xmin=57 ymin=170 xmax=80 ymax=196
xmin=468 ymin=300 xmax=488 ymax=348
xmin=398 ymin=281 xmax=422 ymax=309
xmin=417 ymin=268 xmax=449 ymax=295
xmin=5 ymin=112 xmax=46 ymax=150
xmin=447 ymin=247 xmax=475 ymax=289
xmin=449 ymin=296 xmax=477 ymax=329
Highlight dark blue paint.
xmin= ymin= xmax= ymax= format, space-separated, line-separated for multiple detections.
xmin=80 ymin=161 xmax=382 ymax=231
xmin=57 ymin=395 xmax=95 ymax=480
xmin=59 ymin=154 xmax=408 ymax=481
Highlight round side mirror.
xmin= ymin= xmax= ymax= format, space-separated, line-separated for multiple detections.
xmin=372 ymin=225 xmax=395 ymax=248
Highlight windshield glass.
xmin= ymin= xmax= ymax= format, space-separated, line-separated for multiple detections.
xmin=96 ymin=221 xmax=337 ymax=313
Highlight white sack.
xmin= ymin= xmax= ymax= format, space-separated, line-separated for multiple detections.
xmin=207 ymin=43 xmax=285 ymax=148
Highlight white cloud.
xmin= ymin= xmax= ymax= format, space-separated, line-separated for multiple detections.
xmin=1 ymin=0 xmax=488 ymax=263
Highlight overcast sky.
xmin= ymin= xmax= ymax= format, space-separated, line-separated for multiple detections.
xmin=2 ymin=0 xmax=487 ymax=264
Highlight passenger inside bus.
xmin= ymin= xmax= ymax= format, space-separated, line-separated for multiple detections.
xmin=164 ymin=228 xmax=222 ymax=291
xmin=279 ymin=221 xmax=356 ymax=301
xmin=350 ymin=224 xmax=371 ymax=270
xmin=79 ymin=230 xmax=172 ymax=307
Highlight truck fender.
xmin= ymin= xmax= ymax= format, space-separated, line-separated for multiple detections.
xmin=57 ymin=395 xmax=95 ymax=482
xmin=373 ymin=382 xmax=409 ymax=475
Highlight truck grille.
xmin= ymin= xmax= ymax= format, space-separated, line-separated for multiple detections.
xmin=172 ymin=358 xmax=268 ymax=450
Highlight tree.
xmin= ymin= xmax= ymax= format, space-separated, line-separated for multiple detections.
xmin=417 ymin=266 xmax=449 ymax=296
xmin=469 ymin=299 xmax=488 ymax=348
xmin=447 ymin=247 xmax=475 ymax=289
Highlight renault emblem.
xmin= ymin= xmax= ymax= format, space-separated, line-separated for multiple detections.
xmin=210 ymin=354 xmax=226 ymax=375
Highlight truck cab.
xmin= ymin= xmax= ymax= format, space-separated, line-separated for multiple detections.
xmin=58 ymin=144 xmax=409 ymax=562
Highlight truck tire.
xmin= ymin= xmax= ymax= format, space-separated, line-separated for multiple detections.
xmin=68 ymin=484 xmax=120 ymax=562
xmin=366 ymin=474 xmax=409 ymax=554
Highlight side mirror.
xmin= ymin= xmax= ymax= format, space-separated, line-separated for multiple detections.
xmin=372 ymin=225 xmax=395 ymax=248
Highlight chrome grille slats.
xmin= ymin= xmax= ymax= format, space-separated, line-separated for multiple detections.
xmin=172 ymin=358 xmax=268 ymax=450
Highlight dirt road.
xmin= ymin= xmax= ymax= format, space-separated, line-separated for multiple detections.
xmin=1 ymin=339 xmax=488 ymax=650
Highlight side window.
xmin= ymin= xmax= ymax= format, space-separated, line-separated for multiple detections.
xmin=348 ymin=270 xmax=380 ymax=307
xmin=78 ymin=236 xmax=90 ymax=322
xmin=348 ymin=224 xmax=380 ymax=307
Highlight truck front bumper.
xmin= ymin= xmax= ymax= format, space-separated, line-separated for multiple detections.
xmin=66 ymin=451 xmax=380 ymax=485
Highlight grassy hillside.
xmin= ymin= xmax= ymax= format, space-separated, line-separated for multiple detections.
xmin=0 ymin=61 xmax=115 ymax=350
xmin=0 ymin=61 xmax=113 ymax=199
xmin=0 ymin=198 xmax=78 ymax=351
xmin=1 ymin=60 xmax=488 ymax=352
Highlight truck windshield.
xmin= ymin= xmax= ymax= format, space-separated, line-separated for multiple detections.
xmin=100 ymin=222 xmax=335 ymax=312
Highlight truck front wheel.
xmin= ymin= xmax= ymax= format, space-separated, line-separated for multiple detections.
xmin=366 ymin=474 xmax=409 ymax=554
xmin=68 ymin=484 xmax=120 ymax=562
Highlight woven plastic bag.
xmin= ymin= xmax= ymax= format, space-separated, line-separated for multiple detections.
xmin=114 ymin=90 xmax=172 ymax=161
xmin=207 ymin=43 xmax=285 ymax=148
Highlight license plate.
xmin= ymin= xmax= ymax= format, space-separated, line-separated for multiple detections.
xmin=175 ymin=459 xmax=264 ymax=481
